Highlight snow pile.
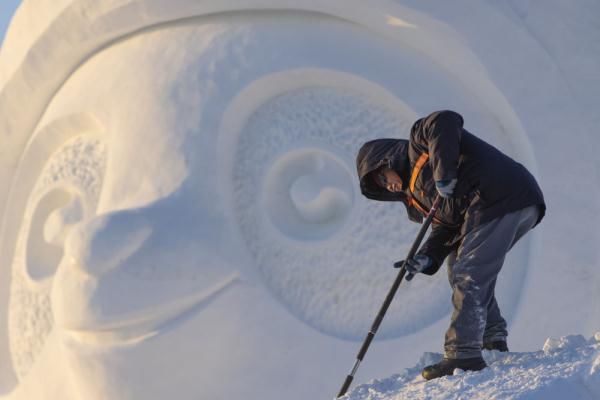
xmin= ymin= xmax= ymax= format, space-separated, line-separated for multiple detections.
xmin=344 ymin=334 xmax=600 ymax=400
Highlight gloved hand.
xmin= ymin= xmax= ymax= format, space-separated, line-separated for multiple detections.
xmin=394 ymin=254 xmax=432 ymax=281
xmin=435 ymin=178 xmax=457 ymax=198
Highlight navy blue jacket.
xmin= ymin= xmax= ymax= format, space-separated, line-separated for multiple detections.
xmin=356 ymin=110 xmax=545 ymax=273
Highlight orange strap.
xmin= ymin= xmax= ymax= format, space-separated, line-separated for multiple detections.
xmin=409 ymin=153 xmax=429 ymax=193
xmin=407 ymin=152 xmax=445 ymax=224
xmin=409 ymin=197 xmax=427 ymax=214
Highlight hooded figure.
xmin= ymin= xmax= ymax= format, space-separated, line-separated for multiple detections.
xmin=356 ymin=110 xmax=545 ymax=379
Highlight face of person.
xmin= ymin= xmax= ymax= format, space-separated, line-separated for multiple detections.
xmin=374 ymin=168 xmax=404 ymax=193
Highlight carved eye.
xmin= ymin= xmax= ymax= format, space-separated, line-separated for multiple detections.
xmin=25 ymin=189 xmax=84 ymax=283
xmin=222 ymin=76 xmax=454 ymax=340
xmin=7 ymin=126 xmax=106 ymax=382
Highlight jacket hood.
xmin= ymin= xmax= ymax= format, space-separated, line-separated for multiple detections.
xmin=356 ymin=138 xmax=410 ymax=197
xmin=355 ymin=138 xmax=423 ymax=223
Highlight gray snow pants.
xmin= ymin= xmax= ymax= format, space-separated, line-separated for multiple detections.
xmin=444 ymin=205 xmax=540 ymax=359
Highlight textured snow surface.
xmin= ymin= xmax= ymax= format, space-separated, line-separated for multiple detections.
xmin=344 ymin=334 xmax=600 ymax=400
xmin=0 ymin=0 xmax=598 ymax=400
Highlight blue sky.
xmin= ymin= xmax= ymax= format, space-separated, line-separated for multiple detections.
xmin=0 ymin=0 xmax=22 ymax=48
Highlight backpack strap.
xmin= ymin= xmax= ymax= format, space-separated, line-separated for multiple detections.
xmin=407 ymin=152 xmax=445 ymax=225
xmin=409 ymin=152 xmax=429 ymax=193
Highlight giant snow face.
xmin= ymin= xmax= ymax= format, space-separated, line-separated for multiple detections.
xmin=0 ymin=3 xmax=540 ymax=400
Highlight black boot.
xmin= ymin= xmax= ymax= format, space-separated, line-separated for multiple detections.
xmin=483 ymin=340 xmax=509 ymax=352
xmin=422 ymin=357 xmax=487 ymax=380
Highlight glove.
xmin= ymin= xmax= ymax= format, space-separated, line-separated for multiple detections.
xmin=394 ymin=254 xmax=432 ymax=281
xmin=435 ymin=178 xmax=457 ymax=198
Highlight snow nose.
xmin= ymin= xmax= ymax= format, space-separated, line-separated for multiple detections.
xmin=64 ymin=210 xmax=152 ymax=277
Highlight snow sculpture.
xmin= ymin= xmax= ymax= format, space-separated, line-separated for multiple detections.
xmin=2 ymin=1 xmax=597 ymax=399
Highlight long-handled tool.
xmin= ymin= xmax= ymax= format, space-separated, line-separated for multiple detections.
xmin=336 ymin=195 xmax=442 ymax=398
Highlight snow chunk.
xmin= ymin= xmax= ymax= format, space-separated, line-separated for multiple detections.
xmin=542 ymin=334 xmax=587 ymax=353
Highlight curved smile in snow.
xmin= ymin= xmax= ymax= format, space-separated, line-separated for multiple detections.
xmin=58 ymin=270 xmax=240 ymax=346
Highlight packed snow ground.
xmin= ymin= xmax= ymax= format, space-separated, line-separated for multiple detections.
xmin=344 ymin=334 xmax=600 ymax=400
